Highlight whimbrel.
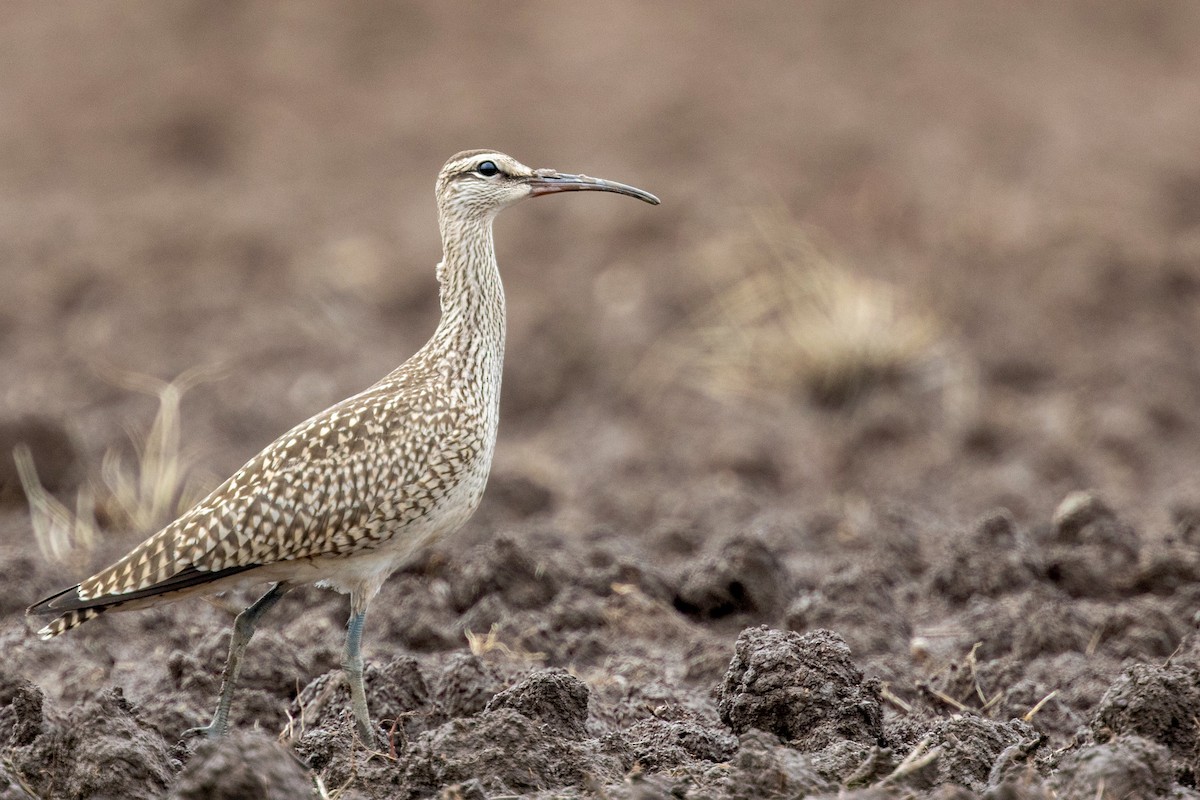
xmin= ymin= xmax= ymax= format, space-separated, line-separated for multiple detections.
xmin=27 ymin=151 xmax=659 ymax=742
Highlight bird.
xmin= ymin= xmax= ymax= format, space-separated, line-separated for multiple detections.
xmin=27 ymin=150 xmax=659 ymax=743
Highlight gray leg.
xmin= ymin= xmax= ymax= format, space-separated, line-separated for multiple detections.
xmin=343 ymin=609 xmax=374 ymax=743
xmin=186 ymin=582 xmax=290 ymax=739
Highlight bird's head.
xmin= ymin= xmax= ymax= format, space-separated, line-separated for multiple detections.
xmin=435 ymin=150 xmax=659 ymax=223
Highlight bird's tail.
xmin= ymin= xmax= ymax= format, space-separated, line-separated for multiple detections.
xmin=28 ymin=584 xmax=122 ymax=639
xmin=36 ymin=606 xmax=114 ymax=639
xmin=28 ymin=563 xmax=260 ymax=640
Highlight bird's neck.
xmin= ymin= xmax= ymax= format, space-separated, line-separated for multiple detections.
xmin=429 ymin=215 xmax=507 ymax=362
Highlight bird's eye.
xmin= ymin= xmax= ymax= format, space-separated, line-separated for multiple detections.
xmin=476 ymin=161 xmax=500 ymax=177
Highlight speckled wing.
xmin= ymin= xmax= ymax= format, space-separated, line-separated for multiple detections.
xmin=67 ymin=374 xmax=477 ymax=604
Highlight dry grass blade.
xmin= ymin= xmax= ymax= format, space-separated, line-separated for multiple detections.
xmin=643 ymin=212 xmax=941 ymax=407
xmin=20 ymin=366 xmax=219 ymax=570
xmin=15 ymin=444 xmax=97 ymax=574
xmin=2 ymin=756 xmax=44 ymax=800
xmin=283 ymin=673 xmax=342 ymax=744
xmin=1023 ymin=690 xmax=1059 ymax=722
xmin=96 ymin=363 xmax=221 ymax=534
xmin=880 ymin=683 xmax=914 ymax=714
xmin=465 ymin=623 xmax=546 ymax=663
xmin=926 ymin=687 xmax=971 ymax=713
xmin=877 ymin=733 xmax=942 ymax=787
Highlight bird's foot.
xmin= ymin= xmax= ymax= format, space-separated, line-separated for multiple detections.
xmin=352 ymin=716 xmax=392 ymax=752
xmin=181 ymin=721 xmax=225 ymax=740
xmin=355 ymin=719 xmax=377 ymax=746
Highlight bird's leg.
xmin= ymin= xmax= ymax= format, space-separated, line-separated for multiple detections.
xmin=185 ymin=582 xmax=290 ymax=739
xmin=343 ymin=607 xmax=375 ymax=743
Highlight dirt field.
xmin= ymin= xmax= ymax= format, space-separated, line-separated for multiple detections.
xmin=3 ymin=3 xmax=1200 ymax=798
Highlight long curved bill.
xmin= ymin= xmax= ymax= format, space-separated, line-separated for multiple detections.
xmin=528 ymin=170 xmax=660 ymax=205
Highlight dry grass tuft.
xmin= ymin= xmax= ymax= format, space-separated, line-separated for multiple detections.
xmin=465 ymin=623 xmax=547 ymax=664
xmin=19 ymin=365 xmax=219 ymax=571
xmin=14 ymin=445 xmax=98 ymax=576
xmin=94 ymin=364 xmax=218 ymax=533
xmin=646 ymin=213 xmax=942 ymax=407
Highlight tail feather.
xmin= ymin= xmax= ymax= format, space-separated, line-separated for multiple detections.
xmin=28 ymin=563 xmax=260 ymax=639
xmin=29 ymin=584 xmax=120 ymax=639
xmin=37 ymin=605 xmax=114 ymax=639
xmin=27 ymin=583 xmax=86 ymax=616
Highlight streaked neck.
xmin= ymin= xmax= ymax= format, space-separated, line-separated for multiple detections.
xmin=432 ymin=215 xmax=506 ymax=352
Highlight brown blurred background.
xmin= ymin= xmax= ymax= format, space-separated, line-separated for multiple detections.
xmin=2 ymin=1 xmax=1200 ymax=552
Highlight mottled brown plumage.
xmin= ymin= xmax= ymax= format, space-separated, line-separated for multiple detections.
xmin=28 ymin=150 xmax=658 ymax=741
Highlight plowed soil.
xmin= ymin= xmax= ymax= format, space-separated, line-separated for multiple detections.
xmin=3 ymin=3 xmax=1200 ymax=798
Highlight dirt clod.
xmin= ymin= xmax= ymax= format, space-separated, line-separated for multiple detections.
xmin=483 ymin=668 xmax=590 ymax=740
xmin=717 ymin=626 xmax=883 ymax=750
xmin=702 ymin=730 xmax=833 ymax=798
xmin=674 ymin=535 xmax=791 ymax=620
xmin=402 ymin=708 xmax=624 ymax=798
xmin=787 ymin=566 xmax=911 ymax=656
xmin=1091 ymin=662 xmax=1200 ymax=771
xmin=4 ymin=688 xmax=173 ymax=800
xmin=433 ymin=653 xmax=513 ymax=720
xmin=168 ymin=730 xmax=312 ymax=800
xmin=930 ymin=510 xmax=1037 ymax=603
xmin=1050 ymin=736 xmax=1174 ymax=800
xmin=921 ymin=716 xmax=1041 ymax=793
xmin=621 ymin=717 xmax=738 ymax=772
xmin=1038 ymin=491 xmax=1141 ymax=598
xmin=0 ymin=677 xmax=43 ymax=748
